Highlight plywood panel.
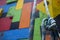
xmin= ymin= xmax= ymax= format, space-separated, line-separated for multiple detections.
xmin=0 ymin=8 xmax=3 ymax=16
xmin=0 ymin=17 xmax=12 ymax=32
xmin=19 ymin=2 xmax=33 ymax=28
xmin=0 ymin=3 xmax=16 ymax=13
xmin=37 ymin=0 xmax=53 ymax=17
xmin=37 ymin=0 xmax=60 ymax=18
xmin=0 ymin=0 xmax=6 ymax=6
xmin=16 ymin=0 xmax=24 ymax=10
xmin=6 ymin=0 xmax=17 ymax=3
xmin=24 ymin=0 xmax=34 ymax=3
xmin=33 ymin=11 xmax=47 ymax=40
xmin=1 ymin=28 xmax=29 ymax=40
xmin=10 ymin=22 xmax=19 ymax=30
xmin=7 ymin=6 xmax=22 ymax=22
xmin=52 ymin=0 xmax=60 ymax=18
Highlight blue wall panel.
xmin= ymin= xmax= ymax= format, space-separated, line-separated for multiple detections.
xmin=0 ymin=28 xmax=30 ymax=40
xmin=0 ymin=3 xmax=16 ymax=13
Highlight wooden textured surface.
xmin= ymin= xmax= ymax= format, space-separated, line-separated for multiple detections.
xmin=7 ymin=6 xmax=22 ymax=22
xmin=0 ymin=8 xmax=3 ymax=16
xmin=0 ymin=17 xmax=12 ymax=32
xmin=37 ymin=0 xmax=53 ymax=17
xmin=16 ymin=0 xmax=24 ymax=10
xmin=52 ymin=0 xmax=60 ymax=18
xmin=19 ymin=2 xmax=33 ymax=28
xmin=0 ymin=0 xmax=6 ymax=6
xmin=33 ymin=11 xmax=47 ymax=40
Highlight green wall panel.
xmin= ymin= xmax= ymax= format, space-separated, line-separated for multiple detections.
xmin=33 ymin=11 xmax=47 ymax=40
xmin=7 ymin=6 xmax=22 ymax=22
xmin=6 ymin=0 xmax=17 ymax=3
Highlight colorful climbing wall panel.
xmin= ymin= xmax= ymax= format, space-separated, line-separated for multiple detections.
xmin=19 ymin=2 xmax=33 ymax=28
xmin=10 ymin=22 xmax=19 ymax=30
xmin=7 ymin=0 xmax=17 ymax=4
xmin=37 ymin=0 xmax=53 ymax=17
xmin=0 ymin=0 xmax=6 ymax=6
xmin=0 ymin=28 xmax=30 ymax=40
xmin=16 ymin=0 xmax=24 ymax=10
xmin=24 ymin=0 xmax=34 ymax=3
xmin=33 ymin=11 xmax=47 ymax=40
xmin=0 ymin=8 xmax=3 ymax=16
xmin=0 ymin=0 xmax=34 ymax=40
xmin=0 ymin=3 xmax=16 ymax=13
xmin=37 ymin=0 xmax=60 ymax=18
xmin=0 ymin=0 xmax=60 ymax=40
xmin=7 ymin=6 xmax=22 ymax=22
xmin=0 ymin=17 xmax=12 ymax=32
xmin=52 ymin=0 xmax=60 ymax=18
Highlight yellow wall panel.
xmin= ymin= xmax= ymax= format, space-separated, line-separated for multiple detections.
xmin=52 ymin=0 xmax=60 ymax=18
xmin=37 ymin=1 xmax=46 ymax=14
xmin=0 ymin=8 xmax=3 ymax=16
xmin=37 ymin=0 xmax=60 ymax=18
xmin=37 ymin=0 xmax=53 ymax=17
xmin=16 ymin=0 xmax=24 ymax=10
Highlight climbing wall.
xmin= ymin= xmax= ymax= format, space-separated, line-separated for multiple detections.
xmin=0 ymin=0 xmax=33 ymax=40
xmin=0 ymin=0 xmax=60 ymax=40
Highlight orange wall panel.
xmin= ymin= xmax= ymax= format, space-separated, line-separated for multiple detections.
xmin=19 ymin=2 xmax=33 ymax=28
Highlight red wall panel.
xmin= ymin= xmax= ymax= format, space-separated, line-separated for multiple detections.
xmin=0 ymin=0 xmax=6 ymax=6
xmin=0 ymin=17 xmax=12 ymax=32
